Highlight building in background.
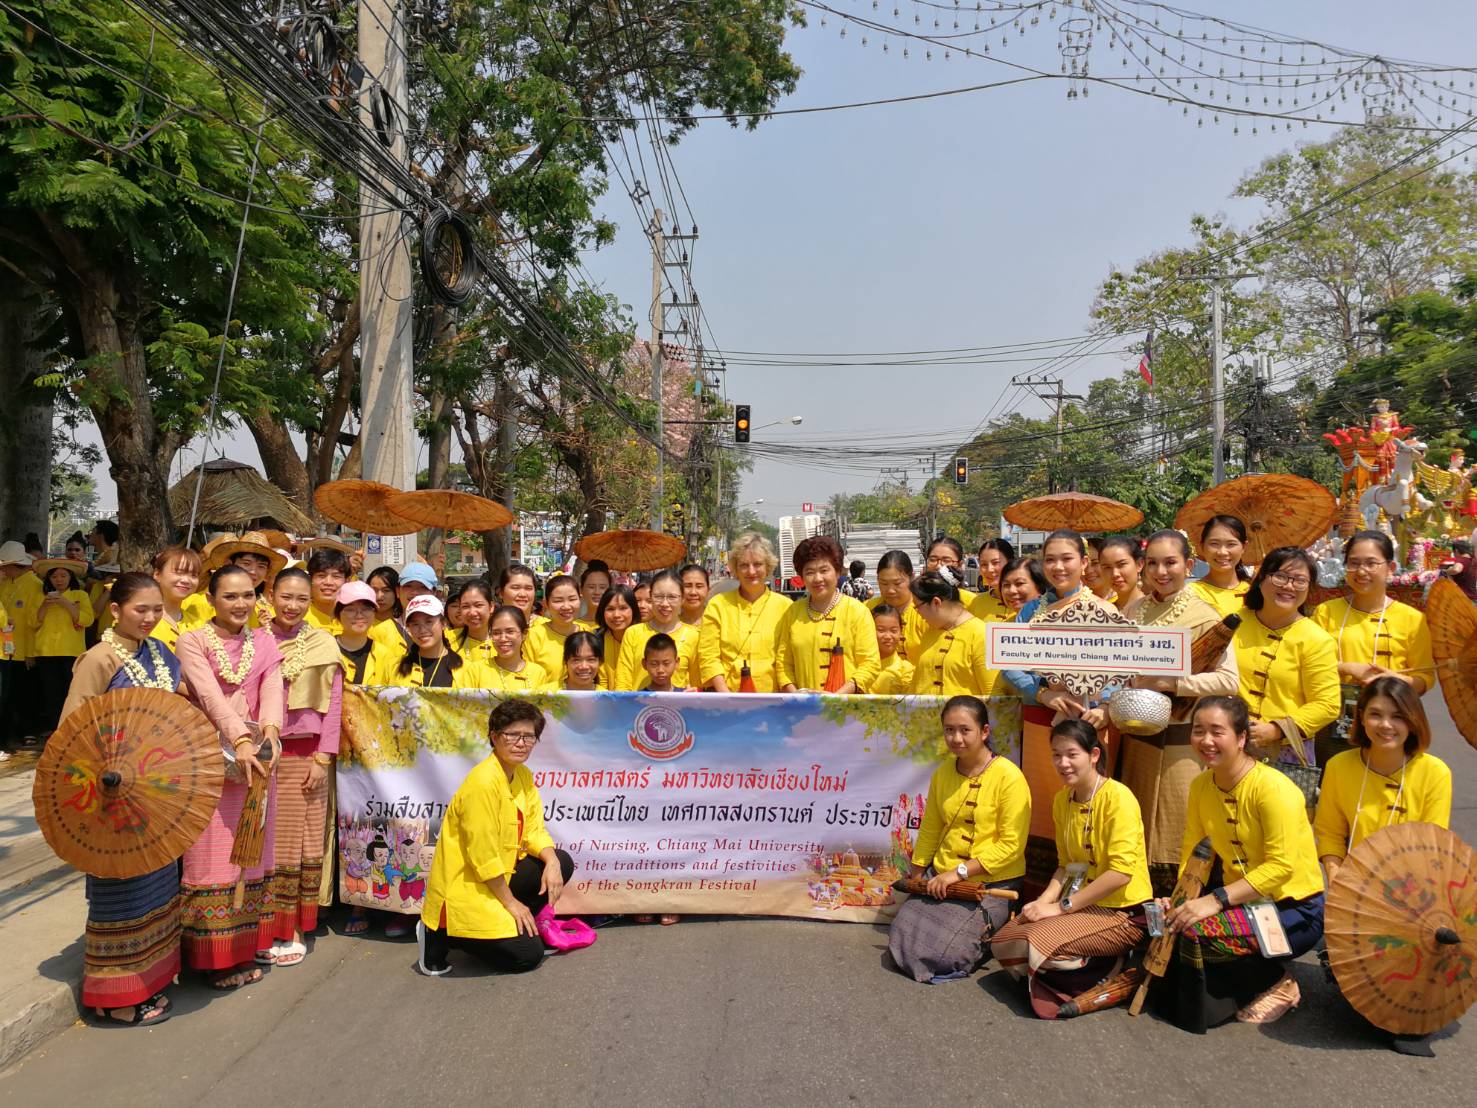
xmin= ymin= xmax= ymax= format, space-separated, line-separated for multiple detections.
xmin=776 ymin=513 xmax=822 ymax=584
xmin=840 ymin=523 xmax=924 ymax=589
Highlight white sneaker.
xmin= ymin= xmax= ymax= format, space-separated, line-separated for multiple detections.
xmin=415 ymin=920 xmax=450 ymax=977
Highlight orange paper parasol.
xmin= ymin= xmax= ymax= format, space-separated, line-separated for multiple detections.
xmin=33 ymin=688 xmax=224 ymax=879
xmin=1424 ymin=578 xmax=1477 ymax=750
xmin=385 ymin=489 xmax=514 ymax=532
xmin=313 ymin=479 xmax=421 ymax=536
xmin=1175 ymin=473 xmax=1338 ymax=565
xmin=574 ymin=529 xmax=687 ymax=572
xmin=1325 ymin=823 xmax=1477 ymax=1035
xmin=1003 ymin=493 xmax=1143 ymax=533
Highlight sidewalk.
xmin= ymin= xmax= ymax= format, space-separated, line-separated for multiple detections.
xmin=0 ymin=754 xmax=86 ymax=1070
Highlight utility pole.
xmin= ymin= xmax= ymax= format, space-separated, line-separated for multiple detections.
xmin=1011 ymin=373 xmax=1084 ymax=493
xmin=1211 ymin=278 xmax=1226 ymax=486
xmin=357 ymin=0 xmax=415 ymax=569
xmin=649 ymin=209 xmax=665 ymax=532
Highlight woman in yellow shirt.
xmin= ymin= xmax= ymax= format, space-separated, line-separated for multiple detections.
xmin=577 ymin=561 xmax=612 ymax=624
xmin=333 ymin=582 xmax=397 ymax=685
xmin=485 ymin=606 xmax=550 ymax=693
xmin=417 ymin=699 xmax=574 ymax=976
xmin=971 ymin=537 xmax=1016 ymax=623
xmin=615 ymin=570 xmax=701 ymax=690
xmin=496 ymin=563 xmax=542 ymax=627
xmin=865 ymin=550 xmax=927 ymax=661
xmin=908 ymin=568 xmax=996 ymax=697
xmin=563 ymin=631 xmax=603 ymax=690
xmin=679 ymin=564 xmax=710 ymax=628
xmin=150 ymin=546 xmax=206 ymax=650
xmin=1154 ymin=696 xmax=1325 ymax=1032
xmin=1311 ymin=530 xmax=1435 ymax=765
xmin=523 ymin=575 xmax=588 ymax=685
xmin=1313 ymin=677 xmax=1453 ymax=1057
xmin=992 ymin=719 xmax=1152 ymax=1018
xmin=699 ymin=532 xmax=786 ymax=692
xmin=1191 ymin=515 xmax=1252 ymax=618
xmin=1233 ymin=547 xmax=1340 ymax=768
xmin=774 ymin=536 xmax=880 ymax=693
xmin=998 ymin=556 xmax=1046 ymax=615
xmin=31 ymin=557 xmax=95 ymax=739
xmin=887 ymin=695 xmax=1030 ymax=982
xmin=452 ymin=581 xmax=497 ymax=669
xmin=868 ymin=605 xmax=914 ymax=694
xmin=595 ymin=585 xmax=638 ymax=690
xmin=383 ymin=596 xmax=488 ymax=689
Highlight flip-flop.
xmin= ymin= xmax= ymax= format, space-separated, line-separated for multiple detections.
xmin=94 ymin=999 xmax=171 ymax=1026
xmin=343 ymin=913 xmax=370 ymax=936
xmin=659 ymin=914 xmax=681 ymax=926
xmin=254 ymin=949 xmax=276 ymax=965
xmin=209 ymin=966 xmax=264 ymax=990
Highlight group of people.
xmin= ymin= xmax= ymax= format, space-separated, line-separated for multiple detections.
xmin=8 ymin=515 xmax=1460 ymax=1051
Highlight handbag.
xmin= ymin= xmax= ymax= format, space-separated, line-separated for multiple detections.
xmin=1265 ymin=718 xmax=1320 ymax=808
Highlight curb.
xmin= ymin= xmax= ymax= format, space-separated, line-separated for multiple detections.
xmin=0 ymin=973 xmax=80 ymax=1073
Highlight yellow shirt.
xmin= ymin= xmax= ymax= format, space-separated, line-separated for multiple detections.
xmin=483 ymin=659 xmax=552 ymax=694
xmin=614 ymin=621 xmax=702 ymax=691
xmin=908 ymin=617 xmax=997 ymax=697
xmin=453 ymin=629 xmax=497 ymax=670
xmin=869 ymin=652 xmax=915 ymax=695
xmin=377 ymin=649 xmax=492 ymax=689
xmin=336 ymin=638 xmax=396 ymax=685
xmin=1191 ymin=578 xmax=1250 ymax=619
xmin=967 ymin=590 xmax=1012 ymax=624
xmin=1311 ymin=597 xmax=1434 ymax=688
xmin=698 ymin=587 xmax=787 ymax=691
xmin=912 ymin=756 xmax=1030 ymax=880
xmin=599 ymin=632 xmax=623 ymax=691
xmin=1233 ymin=613 xmax=1341 ymax=738
xmin=31 ymin=588 xmax=94 ymax=657
xmin=421 ymin=756 xmax=555 ymax=940
xmin=1313 ymin=748 xmax=1452 ymax=861
xmin=1181 ymin=762 xmax=1324 ymax=901
xmin=523 ymin=620 xmax=591 ymax=687
xmin=303 ymin=604 xmax=343 ymax=637
xmin=1 ymin=571 xmax=44 ymax=661
xmin=90 ymin=581 xmax=115 ymax=634
xmin=865 ymin=595 xmax=927 ymax=661
xmin=370 ymin=618 xmax=407 ymax=652
xmin=1052 ymin=778 xmax=1153 ymax=909
xmin=773 ymin=594 xmax=880 ymax=692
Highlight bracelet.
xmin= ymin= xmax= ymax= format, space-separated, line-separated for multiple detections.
xmin=1211 ymin=886 xmax=1232 ymax=909
xmin=232 ymin=737 xmax=255 ymax=749
xmin=312 ymin=753 xmax=334 ymax=767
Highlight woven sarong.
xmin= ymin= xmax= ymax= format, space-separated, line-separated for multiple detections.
xmin=991 ymin=907 xmax=1146 ymax=1018
xmin=887 ymin=881 xmax=1018 ymax=983
xmin=268 ymin=755 xmax=328 ymax=938
xmin=1020 ymin=705 xmax=1059 ymax=891
xmin=82 ymin=864 xmax=181 ymax=1008
xmin=180 ymin=775 xmax=280 ymax=970
xmin=1119 ymin=722 xmax=1198 ymax=897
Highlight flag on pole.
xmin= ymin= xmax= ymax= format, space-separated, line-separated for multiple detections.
xmin=1137 ymin=330 xmax=1154 ymax=387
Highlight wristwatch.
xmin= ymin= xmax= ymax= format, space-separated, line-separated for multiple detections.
xmin=955 ymin=863 xmax=970 ymax=880
xmin=1211 ymin=886 xmax=1232 ymax=909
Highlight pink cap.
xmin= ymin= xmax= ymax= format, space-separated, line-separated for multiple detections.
xmin=336 ymin=581 xmax=379 ymax=610
xmin=404 ymin=594 xmax=445 ymax=620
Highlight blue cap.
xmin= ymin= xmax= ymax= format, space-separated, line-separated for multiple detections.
xmin=398 ymin=562 xmax=439 ymax=589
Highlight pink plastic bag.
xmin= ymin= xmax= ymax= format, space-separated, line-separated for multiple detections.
xmin=536 ymin=905 xmax=597 ymax=953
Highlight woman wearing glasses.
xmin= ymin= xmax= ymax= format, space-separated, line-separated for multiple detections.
xmin=923 ymin=537 xmax=977 ymax=607
xmin=417 ymin=699 xmax=574 ymax=976
xmin=614 ymin=569 xmax=702 ymax=691
xmin=1231 ymin=547 xmax=1340 ymax=769
xmin=1311 ymin=531 xmax=1434 ymax=766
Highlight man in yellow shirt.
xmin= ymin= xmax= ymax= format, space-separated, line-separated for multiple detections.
xmin=0 ymin=540 xmax=43 ymax=755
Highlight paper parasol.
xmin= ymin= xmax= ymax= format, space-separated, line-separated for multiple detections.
xmin=33 ymin=688 xmax=224 ymax=879
xmin=1424 ymin=578 xmax=1477 ymax=750
xmin=1325 ymin=823 xmax=1477 ymax=1035
xmin=1174 ymin=473 xmax=1338 ymax=565
xmin=574 ymin=529 xmax=687 ymax=572
xmin=385 ymin=489 xmax=514 ymax=532
xmin=1002 ymin=493 xmax=1143 ymax=533
xmin=313 ymin=479 xmax=421 ymax=536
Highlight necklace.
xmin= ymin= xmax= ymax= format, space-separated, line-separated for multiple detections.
xmin=1350 ymin=751 xmax=1409 ymax=852
xmin=807 ymin=592 xmax=841 ymax=621
xmin=1338 ymin=596 xmax=1390 ymax=668
xmin=203 ymin=624 xmax=254 ymax=685
xmin=102 ymin=629 xmax=174 ymax=690
xmin=420 ymin=653 xmax=447 ymax=687
xmin=278 ymin=624 xmax=312 ymax=683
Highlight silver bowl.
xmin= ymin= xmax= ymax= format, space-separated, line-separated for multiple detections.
xmin=1108 ymin=688 xmax=1173 ymax=737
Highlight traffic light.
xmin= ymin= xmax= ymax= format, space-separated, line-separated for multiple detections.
xmin=734 ymin=404 xmax=751 ymax=443
xmin=953 ymin=456 xmax=968 ymax=484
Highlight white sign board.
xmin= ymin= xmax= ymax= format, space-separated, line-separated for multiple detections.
xmin=363 ymin=532 xmax=413 ymax=574
xmin=987 ymin=623 xmax=1192 ymax=678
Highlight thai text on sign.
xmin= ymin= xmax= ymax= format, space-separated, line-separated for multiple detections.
xmin=986 ymin=623 xmax=1192 ymax=676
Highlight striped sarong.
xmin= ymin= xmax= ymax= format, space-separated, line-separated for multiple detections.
xmin=267 ymin=755 xmax=328 ymax=939
xmin=991 ymin=907 xmax=1146 ymax=1019
xmin=82 ymin=864 xmax=181 ymax=1008
xmin=180 ymin=774 xmax=280 ymax=970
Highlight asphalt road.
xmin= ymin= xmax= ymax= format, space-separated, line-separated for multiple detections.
xmin=3 ymin=699 xmax=1473 ymax=1108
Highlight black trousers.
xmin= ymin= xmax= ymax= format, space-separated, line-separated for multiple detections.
xmin=425 ymin=850 xmax=576 ymax=973
xmin=34 ymin=656 xmax=76 ymax=737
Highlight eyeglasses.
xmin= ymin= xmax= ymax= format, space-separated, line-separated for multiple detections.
xmin=499 ymin=731 xmax=539 ymax=747
xmin=1345 ymin=559 xmax=1387 ymax=571
xmin=1267 ymin=572 xmax=1310 ymax=590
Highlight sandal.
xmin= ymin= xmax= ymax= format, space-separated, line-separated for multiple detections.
xmin=94 ymin=999 xmax=171 ymax=1026
xmin=274 ymin=941 xmax=307 ymax=967
xmin=659 ymin=914 xmax=681 ymax=926
xmin=1236 ymin=974 xmax=1300 ymax=1024
xmin=254 ymin=949 xmax=276 ymax=965
xmin=210 ymin=966 xmax=264 ymax=990
xmin=343 ymin=910 xmax=370 ymax=936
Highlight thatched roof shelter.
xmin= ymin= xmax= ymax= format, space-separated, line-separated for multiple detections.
xmin=168 ymin=459 xmax=316 ymax=535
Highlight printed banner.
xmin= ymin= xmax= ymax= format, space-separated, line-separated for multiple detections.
xmin=336 ymin=690 xmax=1024 ymax=922
xmin=986 ymin=622 xmax=1191 ymax=676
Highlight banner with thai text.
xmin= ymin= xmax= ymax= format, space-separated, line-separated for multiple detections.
xmin=336 ymin=689 xmax=1024 ymax=922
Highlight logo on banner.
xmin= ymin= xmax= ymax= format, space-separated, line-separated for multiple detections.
xmin=627 ymin=704 xmax=695 ymax=761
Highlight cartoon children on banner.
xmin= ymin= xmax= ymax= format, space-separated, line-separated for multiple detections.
xmin=338 ymin=817 xmax=432 ymax=913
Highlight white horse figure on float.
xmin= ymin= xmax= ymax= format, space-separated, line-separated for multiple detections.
xmin=1359 ymin=438 xmax=1432 ymax=531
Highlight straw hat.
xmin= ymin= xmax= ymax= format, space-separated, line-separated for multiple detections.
xmin=295 ymin=535 xmax=355 ymax=559
xmin=33 ymin=557 xmax=89 ymax=580
xmin=205 ymin=531 xmax=288 ymax=576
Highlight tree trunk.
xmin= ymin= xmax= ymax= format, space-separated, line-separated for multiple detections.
xmin=246 ymin=405 xmax=314 ymax=521
xmin=0 ymin=293 xmax=54 ymax=544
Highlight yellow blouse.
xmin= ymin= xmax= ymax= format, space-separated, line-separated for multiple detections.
xmin=912 ymin=756 xmax=1030 ymax=880
xmin=614 ymin=621 xmax=702 ymax=691
xmin=483 ymin=659 xmax=552 ymax=694
xmin=336 ymin=639 xmax=396 ymax=685
xmin=1052 ymin=778 xmax=1153 ymax=908
xmin=773 ymin=595 xmax=881 ymax=692
xmin=2 ymin=571 xmax=43 ymax=660
xmin=865 ymin=595 xmax=927 ymax=661
xmin=31 ymin=588 xmax=94 ymax=656
xmin=523 ymin=619 xmax=592 ymax=686
xmin=377 ymin=649 xmax=491 ymax=689
xmin=869 ymin=652 xmax=915 ymax=695
xmin=453 ymin=629 xmax=498 ymax=670
xmin=303 ymin=604 xmax=343 ymax=637
xmin=967 ymin=590 xmax=1013 ymax=624
xmin=369 ymin=618 xmax=407 ymax=652
xmin=1191 ymin=578 xmax=1250 ymax=618
xmin=420 ymin=756 xmax=555 ymax=940
xmin=698 ymin=587 xmax=787 ymax=691
xmin=1313 ymin=749 xmax=1452 ymax=861
xmin=908 ymin=617 xmax=998 ymax=697
xmin=1311 ymin=597 xmax=1434 ymax=688
xmin=1233 ymin=613 xmax=1341 ymax=738
xmin=599 ymin=632 xmax=623 ymax=691
xmin=1181 ymin=762 xmax=1324 ymax=901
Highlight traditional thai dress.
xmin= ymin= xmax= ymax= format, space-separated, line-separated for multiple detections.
xmin=772 ymin=595 xmax=881 ymax=692
xmin=908 ymin=616 xmax=997 ymax=697
xmin=1152 ymin=762 xmax=1325 ymax=1033
xmin=887 ymin=755 xmax=1029 ymax=982
xmin=1190 ymin=578 xmax=1249 ymax=619
xmin=59 ymin=634 xmax=184 ymax=1010
xmin=991 ymin=777 xmax=1153 ymax=1018
xmin=698 ymin=587 xmax=787 ymax=691
xmin=484 ymin=658 xmax=552 ymax=694
xmin=864 ymin=595 xmax=927 ymax=661
xmin=1232 ymin=612 xmax=1340 ymax=767
xmin=268 ymin=622 xmax=342 ymax=938
xmin=175 ymin=624 xmax=285 ymax=969
xmin=1120 ymin=587 xmax=1240 ymax=894
xmin=1313 ymin=748 xmax=1451 ymax=864
xmin=869 ymin=652 xmax=915 ymax=695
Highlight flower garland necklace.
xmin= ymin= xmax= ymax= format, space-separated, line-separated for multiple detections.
xmin=203 ymin=623 xmax=255 ymax=685
xmin=102 ymin=629 xmax=174 ymax=690
xmin=277 ymin=623 xmax=312 ymax=683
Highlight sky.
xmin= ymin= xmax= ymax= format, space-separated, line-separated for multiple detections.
xmin=83 ymin=1 xmax=1477 ymax=529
